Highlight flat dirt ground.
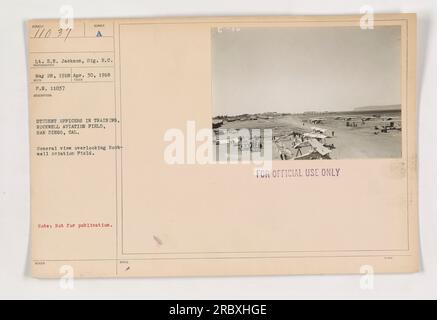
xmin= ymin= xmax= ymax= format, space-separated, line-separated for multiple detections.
xmin=214 ymin=111 xmax=402 ymax=160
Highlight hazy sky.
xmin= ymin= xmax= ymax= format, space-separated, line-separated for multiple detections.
xmin=212 ymin=26 xmax=401 ymax=116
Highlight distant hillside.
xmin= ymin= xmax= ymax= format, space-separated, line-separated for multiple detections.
xmin=354 ymin=104 xmax=401 ymax=112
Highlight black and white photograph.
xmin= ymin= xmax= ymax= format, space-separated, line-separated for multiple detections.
xmin=212 ymin=26 xmax=402 ymax=160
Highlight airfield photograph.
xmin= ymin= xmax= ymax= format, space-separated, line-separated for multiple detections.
xmin=211 ymin=26 xmax=402 ymax=160
xmin=212 ymin=107 xmax=401 ymax=160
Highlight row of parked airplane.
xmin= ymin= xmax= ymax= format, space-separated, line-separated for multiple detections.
xmin=311 ymin=115 xmax=401 ymax=123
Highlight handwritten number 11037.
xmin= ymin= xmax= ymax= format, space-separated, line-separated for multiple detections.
xmin=33 ymin=27 xmax=72 ymax=41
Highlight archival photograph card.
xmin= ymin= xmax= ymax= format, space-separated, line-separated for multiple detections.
xmin=28 ymin=14 xmax=418 ymax=278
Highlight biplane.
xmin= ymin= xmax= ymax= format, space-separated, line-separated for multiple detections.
xmin=311 ymin=126 xmax=327 ymax=134
xmin=380 ymin=119 xmax=402 ymax=131
xmin=293 ymin=139 xmax=332 ymax=160
xmin=303 ymin=132 xmax=327 ymax=142
xmin=381 ymin=116 xmax=401 ymax=121
xmin=361 ymin=116 xmax=377 ymax=121
xmin=309 ymin=118 xmax=325 ymax=124
xmin=344 ymin=116 xmax=359 ymax=121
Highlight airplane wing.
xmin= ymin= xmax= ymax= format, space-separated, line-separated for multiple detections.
xmin=308 ymin=139 xmax=331 ymax=156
